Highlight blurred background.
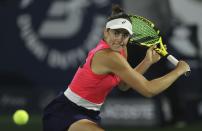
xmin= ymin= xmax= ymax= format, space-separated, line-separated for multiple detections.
xmin=0 ymin=0 xmax=202 ymax=130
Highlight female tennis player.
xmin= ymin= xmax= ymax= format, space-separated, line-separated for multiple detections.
xmin=43 ymin=4 xmax=190 ymax=131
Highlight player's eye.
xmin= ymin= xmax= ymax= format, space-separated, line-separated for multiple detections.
xmin=112 ymin=29 xmax=130 ymax=38
xmin=123 ymin=33 xmax=131 ymax=38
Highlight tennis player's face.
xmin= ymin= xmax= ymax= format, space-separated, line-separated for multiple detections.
xmin=104 ymin=29 xmax=130 ymax=51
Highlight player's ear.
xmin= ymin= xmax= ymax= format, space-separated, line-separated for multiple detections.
xmin=103 ymin=28 xmax=109 ymax=38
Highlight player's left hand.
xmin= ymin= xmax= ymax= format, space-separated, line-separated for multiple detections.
xmin=145 ymin=45 xmax=161 ymax=64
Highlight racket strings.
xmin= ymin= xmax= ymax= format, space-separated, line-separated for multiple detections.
xmin=133 ymin=21 xmax=156 ymax=37
xmin=133 ymin=36 xmax=158 ymax=44
xmin=129 ymin=15 xmax=160 ymax=45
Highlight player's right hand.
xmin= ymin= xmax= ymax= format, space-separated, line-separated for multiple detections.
xmin=176 ymin=60 xmax=190 ymax=75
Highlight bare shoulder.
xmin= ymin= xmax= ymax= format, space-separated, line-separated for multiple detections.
xmin=94 ymin=49 xmax=126 ymax=65
xmin=92 ymin=49 xmax=131 ymax=74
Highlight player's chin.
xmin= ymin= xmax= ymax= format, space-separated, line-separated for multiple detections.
xmin=112 ymin=47 xmax=122 ymax=52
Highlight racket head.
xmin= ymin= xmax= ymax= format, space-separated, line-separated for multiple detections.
xmin=129 ymin=15 xmax=160 ymax=47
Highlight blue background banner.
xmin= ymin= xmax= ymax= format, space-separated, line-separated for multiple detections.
xmin=0 ymin=0 xmax=121 ymax=88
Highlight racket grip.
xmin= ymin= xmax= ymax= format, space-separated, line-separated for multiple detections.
xmin=166 ymin=55 xmax=191 ymax=77
xmin=167 ymin=55 xmax=178 ymax=66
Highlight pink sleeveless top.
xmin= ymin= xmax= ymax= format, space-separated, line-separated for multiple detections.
xmin=68 ymin=40 xmax=125 ymax=104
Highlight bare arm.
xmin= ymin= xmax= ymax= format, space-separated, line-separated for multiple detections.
xmin=135 ymin=46 xmax=161 ymax=74
xmin=118 ymin=46 xmax=130 ymax=91
xmin=117 ymin=46 xmax=161 ymax=91
xmin=93 ymin=49 xmax=190 ymax=97
xmin=134 ymin=58 xmax=151 ymax=74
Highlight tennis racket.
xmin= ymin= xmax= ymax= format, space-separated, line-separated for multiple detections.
xmin=129 ymin=15 xmax=190 ymax=76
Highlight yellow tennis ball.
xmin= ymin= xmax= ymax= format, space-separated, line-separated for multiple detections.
xmin=13 ymin=109 xmax=29 ymax=125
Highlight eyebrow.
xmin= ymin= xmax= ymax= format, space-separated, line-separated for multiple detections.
xmin=114 ymin=29 xmax=129 ymax=34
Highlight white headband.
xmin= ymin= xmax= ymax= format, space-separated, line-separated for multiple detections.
xmin=106 ymin=18 xmax=133 ymax=35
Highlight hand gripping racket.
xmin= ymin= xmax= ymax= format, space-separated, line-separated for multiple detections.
xmin=129 ymin=15 xmax=190 ymax=76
